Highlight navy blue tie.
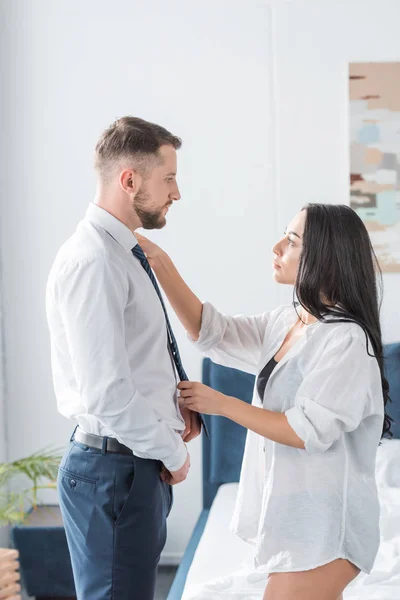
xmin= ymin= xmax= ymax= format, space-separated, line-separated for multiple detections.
xmin=132 ymin=243 xmax=209 ymax=438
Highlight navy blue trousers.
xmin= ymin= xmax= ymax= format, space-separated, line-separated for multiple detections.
xmin=57 ymin=433 xmax=173 ymax=600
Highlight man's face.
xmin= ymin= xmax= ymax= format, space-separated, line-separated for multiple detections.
xmin=133 ymin=145 xmax=181 ymax=230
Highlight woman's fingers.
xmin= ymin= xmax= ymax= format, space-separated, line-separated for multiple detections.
xmin=178 ymin=382 xmax=200 ymax=409
xmin=135 ymin=233 xmax=147 ymax=244
xmin=178 ymin=381 xmax=196 ymax=399
xmin=135 ymin=232 xmax=149 ymax=241
xmin=184 ymin=402 xmax=199 ymax=412
xmin=179 ymin=388 xmax=194 ymax=398
xmin=183 ymin=395 xmax=196 ymax=405
xmin=178 ymin=381 xmax=193 ymax=390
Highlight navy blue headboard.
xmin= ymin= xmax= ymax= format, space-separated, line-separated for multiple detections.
xmin=201 ymin=358 xmax=255 ymax=509
xmin=201 ymin=342 xmax=400 ymax=509
xmin=384 ymin=342 xmax=400 ymax=439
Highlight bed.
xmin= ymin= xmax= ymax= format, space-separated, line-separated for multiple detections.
xmin=167 ymin=343 xmax=400 ymax=600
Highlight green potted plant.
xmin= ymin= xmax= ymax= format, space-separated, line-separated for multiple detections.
xmin=0 ymin=448 xmax=61 ymax=525
xmin=0 ymin=447 xmax=66 ymax=599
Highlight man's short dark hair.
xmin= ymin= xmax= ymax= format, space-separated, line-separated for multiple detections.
xmin=94 ymin=116 xmax=182 ymax=182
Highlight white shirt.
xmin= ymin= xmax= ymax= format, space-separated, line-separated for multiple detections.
xmin=190 ymin=302 xmax=384 ymax=574
xmin=46 ymin=203 xmax=187 ymax=471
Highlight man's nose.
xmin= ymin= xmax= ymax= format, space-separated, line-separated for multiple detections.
xmin=171 ymin=186 xmax=181 ymax=201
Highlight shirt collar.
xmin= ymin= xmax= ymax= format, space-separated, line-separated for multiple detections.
xmin=85 ymin=203 xmax=138 ymax=251
xmin=281 ymin=304 xmax=321 ymax=338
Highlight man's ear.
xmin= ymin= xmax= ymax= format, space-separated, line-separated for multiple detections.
xmin=120 ymin=169 xmax=142 ymax=196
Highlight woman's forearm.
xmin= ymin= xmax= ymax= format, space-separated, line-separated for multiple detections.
xmin=222 ymin=397 xmax=305 ymax=449
xmin=152 ymin=253 xmax=203 ymax=341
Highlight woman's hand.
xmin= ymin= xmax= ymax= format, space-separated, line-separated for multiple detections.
xmin=134 ymin=233 xmax=167 ymax=268
xmin=178 ymin=381 xmax=228 ymax=416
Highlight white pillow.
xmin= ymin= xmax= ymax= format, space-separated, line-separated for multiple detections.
xmin=375 ymin=439 xmax=400 ymax=488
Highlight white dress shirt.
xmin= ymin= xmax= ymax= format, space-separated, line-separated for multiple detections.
xmin=190 ymin=302 xmax=384 ymax=574
xmin=46 ymin=203 xmax=187 ymax=471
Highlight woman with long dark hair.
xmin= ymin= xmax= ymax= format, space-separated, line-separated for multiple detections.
xmin=136 ymin=204 xmax=391 ymax=600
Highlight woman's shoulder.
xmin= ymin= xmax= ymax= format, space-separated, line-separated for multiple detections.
xmin=319 ymin=316 xmax=368 ymax=344
xmin=315 ymin=318 xmax=376 ymax=366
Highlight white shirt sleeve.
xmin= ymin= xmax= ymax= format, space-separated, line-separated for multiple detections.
xmin=188 ymin=301 xmax=270 ymax=374
xmin=285 ymin=333 xmax=383 ymax=454
xmin=56 ymin=254 xmax=187 ymax=472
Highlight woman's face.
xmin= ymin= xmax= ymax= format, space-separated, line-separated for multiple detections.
xmin=272 ymin=210 xmax=306 ymax=285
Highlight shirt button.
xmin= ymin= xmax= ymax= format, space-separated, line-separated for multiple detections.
xmin=70 ymin=479 xmax=76 ymax=488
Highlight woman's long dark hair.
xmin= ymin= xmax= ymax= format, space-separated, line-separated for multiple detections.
xmin=295 ymin=203 xmax=392 ymax=439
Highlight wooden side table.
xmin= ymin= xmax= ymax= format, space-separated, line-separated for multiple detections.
xmin=0 ymin=548 xmax=21 ymax=599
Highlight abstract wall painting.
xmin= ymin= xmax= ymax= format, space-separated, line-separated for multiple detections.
xmin=349 ymin=62 xmax=400 ymax=272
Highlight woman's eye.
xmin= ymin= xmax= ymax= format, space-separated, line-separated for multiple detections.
xmin=288 ymin=238 xmax=295 ymax=246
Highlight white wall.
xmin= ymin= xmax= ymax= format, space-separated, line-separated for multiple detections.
xmin=0 ymin=2 xmax=10 ymax=547
xmin=0 ymin=0 xmax=399 ymax=562
xmin=0 ymin=263 xmax=9 ymax=548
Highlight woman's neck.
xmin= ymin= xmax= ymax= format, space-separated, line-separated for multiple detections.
xmin=299 ymin=308 xmax=318 ymax=326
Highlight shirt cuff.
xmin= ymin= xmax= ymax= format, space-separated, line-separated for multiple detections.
xmin=162 ymin=436 xmax=188 ymax=472
xmin=285 ymin=404 xmax=332 ymax=454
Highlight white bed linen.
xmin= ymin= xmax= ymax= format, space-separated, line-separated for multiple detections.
xmin=182 ymin=441 xmax=400 ymax=600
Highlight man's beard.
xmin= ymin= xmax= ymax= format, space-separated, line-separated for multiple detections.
xmin=132 ymin=186 xmax=166 ymax=230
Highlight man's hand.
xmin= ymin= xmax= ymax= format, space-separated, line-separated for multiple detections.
xmin=179 ymin=398 xmax=202 ymax=443
xmin=160 ymin=451 xmax=190 ymax=485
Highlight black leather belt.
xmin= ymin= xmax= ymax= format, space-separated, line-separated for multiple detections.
xmin=74 ymin=428 xmax=133 ymax=456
